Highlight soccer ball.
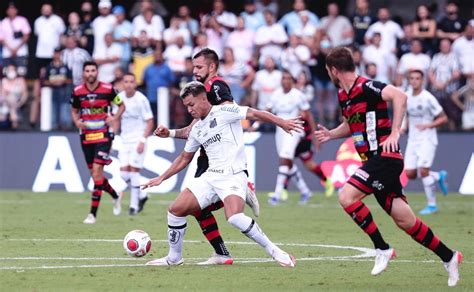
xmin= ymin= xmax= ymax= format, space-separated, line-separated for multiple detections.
xmin=123 ymin=230 xmax=152 ymax=257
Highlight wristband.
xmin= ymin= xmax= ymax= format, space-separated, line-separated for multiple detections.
xmin=169 ymin=130 xmax=176 ymax=138
xmin=139 ymin=137 xmax=147 ymax=143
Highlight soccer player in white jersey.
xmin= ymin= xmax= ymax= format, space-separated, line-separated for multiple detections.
xmin=142 ymin=81 xmax=303 ymax=267
xmin=403 ymin=70 xmax=449 ymax=215
xmin=265 ymin=70 xmax=317 ymax=205
xmin=118 ymin=73 xmax=154 ymax=215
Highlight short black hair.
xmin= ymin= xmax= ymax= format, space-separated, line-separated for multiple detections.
xmin=82 ymin=61 xmax=98 ymax=71
xmin=180 ymin=81 xmax=206 ymax=99
xmin=409 ymin=69 xmax=424 ymax=78
xmin=123 ymin=72 xmax=136 ymax=79
xmin=193 ymin=48 xmax=219 ymax=68
xmin=326 ymin=47 xmax=356 ymax=72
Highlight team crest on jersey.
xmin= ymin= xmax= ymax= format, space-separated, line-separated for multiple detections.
xmin=209 ymin=118 xmax=217 ymax=128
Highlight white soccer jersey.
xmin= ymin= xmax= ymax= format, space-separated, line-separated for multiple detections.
xmin=184 ymin=104 xmax=249 ymax=175
xmin=119 ymin=91 xmax=153 ymax=143
xmin=267 ymin=88 xmax=310 ymax=119
xmin=406 ymin=89 xmax=443 ymax=145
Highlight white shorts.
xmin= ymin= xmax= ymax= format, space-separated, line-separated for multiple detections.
xmin=275 ymin=128 xmax=303 ymax=160
xmin=462 ymin=111 xmax=474 ymax=130
xmin=118 ymin=142 xmax=146 ymax=168
xmin=187 ymin=171 xmax=248 ymax=209
xmin=404 ymin=140 xmax=437 ymax=169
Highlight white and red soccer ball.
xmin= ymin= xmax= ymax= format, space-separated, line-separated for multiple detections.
xmin=123 ymin=230 xmax=152 ymax=257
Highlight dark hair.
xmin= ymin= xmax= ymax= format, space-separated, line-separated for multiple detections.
xmin=82 ymin=61 xmax=98 ymax=71
xmin=325 ymin=47 xmax=356 ymax=72
xmin=415 ymin=4 xmax=432 ymax=21
xmin=409 ymin=69 xmax=424 ymax=78
xmin=123 ymin=72 xmax=136 ymax=79
xmin=193 ymin=48 xmax=219 ymax=68
xmin=180 ymin=81 xmax=206 ymax=99
xmin=281 ymin=69 xmax=296 ymax=82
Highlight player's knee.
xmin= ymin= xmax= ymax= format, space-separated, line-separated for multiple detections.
xmin=418 ymin=168 xmax=430 ymax=177
xmin=406 ymin=170 xmax=417 ymax=179
xmin=338 ymin=190 xmax=356 ymax=208
xmin=168 ymin=204 xmax=186 ymax=217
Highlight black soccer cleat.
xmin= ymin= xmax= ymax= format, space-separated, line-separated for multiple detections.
xmin=138 ymin=196 xmax=149 ymax=213
xmin=128 ymin=207 xmax=138 ymax=216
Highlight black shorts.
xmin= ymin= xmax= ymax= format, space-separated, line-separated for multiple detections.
xmin=81 ymin=141 xmax=113 ymax=169
xmin=348 ymin=155 xmax=407 ymax=214
xmin=295 ymin=139 xmax=313 ymax=162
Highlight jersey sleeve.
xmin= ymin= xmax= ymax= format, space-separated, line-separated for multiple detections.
xmin=362 ymin=80 xmax=387 ymax=103
xmin=427 ymin=93 xmax=443 ymax=117
xmin=141 ymin=96 xmax=154 ymax=121
xmin=219 ymin=105 xmax=249 ymax=123
xmin=183 ymin=131 xmax=201 ymax=153
xmin=70 ymin=89 xmax=80 ymax=109
xmin=110 ymin=87 xmax=123 ymax=105
xmin=211 ymin=80 xmax=233 ymax=104
xmin=297 ymin=91 xmax=311 ymax=111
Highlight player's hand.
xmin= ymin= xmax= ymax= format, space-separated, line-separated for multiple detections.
xmin=314 ymin=124 xmax=331 ymax=144
xmin=380 ymin=131 xmax=400 ymax=152
xmin=415 ymin=124 xmax=429 ymax=131
xmin=74 ymin=120 xmax=86 ymax=130
xmin=154 ymin=124 xmax=170 ymax=138
xmin=105 ymin=116 xmax=116 ymax=126
xmin=136 ymin=142 xmax=145 ymax=154
xmin=281 ymin=117 xmax=304 ymax=135
xmin=141 ymin=176 xmax=163 ymax=190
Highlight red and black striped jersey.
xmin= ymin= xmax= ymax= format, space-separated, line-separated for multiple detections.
xmin=204 ymin=76 xmax=234 ymax=105
xmin=338 ymin=76 xmax=402 ymax=162
xmin=70 ymin=82 xmax=122 ymax=144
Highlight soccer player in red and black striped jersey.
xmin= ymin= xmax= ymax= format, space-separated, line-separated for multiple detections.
xmin=315 ymin=47 xmax=462 ymax=287
xmin=154 ymin=48 xmax=259 ymax=265
xmin=71 ymin=61 xmax=125 ymax=224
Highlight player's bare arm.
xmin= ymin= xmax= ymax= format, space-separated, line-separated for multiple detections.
xmin=71 ymin=108 xmax=86 ymax=129
xmin=379 ymin=85 xmax=407 ymax=152
xmin=315 ymin=118 xmax=351 ymax=144
xmin=246 ymin=107 xmax=304 ymax=134
xmin=106 ymin=103 xmax=126 ymax=126
xmin=154 ymin=119 xmax=198 ymax=139
xmin=142 ymin=151 xmax=195 ymax=189
xmin=416 ymin=112 xmax=448 ymax=131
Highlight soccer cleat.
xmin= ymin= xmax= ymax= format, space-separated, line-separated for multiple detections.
xmin=267 ymin=196 xmax=279 ymax=206
xmin=138 ymin=196 xmax=149 ymax=213
xmin=113 ymin=196 xmax=122 ymax=216
xmin=419 ymin=205 xmax=438 ymax=215
xmin=438 ymin=170 xmax=449 ymax=196
xmin=245 ymin=182 xmax=260 ymax=217
xmin=280 ymin=189 xmax=289 ymax=201
xmin=128 ymin=207 xmax=138 ymax=216
xmin=146 ymin=256 xmax=184 ymax=266
xmin=197 ymin=253 xmax=234 ymax=265
xmin=444 ymin=251 xmax=463 ymax=287
xmin=271 ymin=249 xmax=296 ymax=268
xmin=371 ymin=247 xmax=396 ymax=275
xmin=325 ymin=178 xmax=335 ymax=197
xmin=298 ymin=193 xmax=313 ymax=205
xmin=83 ymin=213 xmax=96 ymax=224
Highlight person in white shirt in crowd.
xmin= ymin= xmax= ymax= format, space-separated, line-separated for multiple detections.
xmin=451 ymin=75 xmax=474 ymax=131
xmin=429 ymin=38 xmax=461 ymax=131
xmin=92 ymin=0 xmax=116 ymax=58
xmin=364 ymin=62 xmax=378 ymax=79
xmin=118 ymin=73 xmax=154 ymax=215
xmin=264 ymin=71 xmax=315 ymax=205
xmin=251 ymin=56 xmax=282 ymax=112
xmin=219 ymin=47 xmax=255 ymax=105
xmin=129 ymin=0 xmax=168 ymax=19
xmin=296 ymin=10 xmax=318 ymax=48
xmin=402 ymin=69 xmax=449 ymax=215
xmin=255 ymin=0 xmax=279 ymax=17
xmin=62 ymin=35 xmax=91 ymax=86
xmin=1 ymin=64 xmax=28 ymax=129
xmin=163 ymin=16 xmax=191 ymax=47
xmin=279 ymin=0 xmax=319 ymax=36
xmin=132 ymin=7 xmax=165 ymax=46
xmin=34 ymin=3 xmax=65 ymax=76
xmin=319 ymin=2 xmax=353 ymax=47
xmin=452 ymin=20 xmax=474 ymax=77
xmin=295 ymin=70 xmax=314 ymax=104
xmin=93 ymin=33 xmax=122 ymax=83
xmin=163 ymin=36 xmax=192 ymax=74
xmin=226 ymin=17 xmax=255 ymax=65
xmin=255 ymin=10 xmax=288 ymax=67
xmin=362 ymin=32 xmax=397 ymax=84
xmin=365 ymin=7 xmax=404 ymax=53
xmin=202 ymin=0 xmax=237 ymax=31
xmin=240 ymin=0 xmax=265 ymax=32
xmin=112 ymin=5 xmax=132 ymax=70
xmin=281 ymin=34 xmax=310 ymax=80
xmin=351 ymin=46 xmax=365 ymax=76
xmin=0 ymin=2 xmax=31 ymax=76
xmin=397 ymin=39 xmax=431 ymax=87
xmin=177 ymin=5 xmax=199 ymax=39
xmin=191 ymin=33 xmax=209 ymax=58
xmin=61 ymin=12 xmax=85 ymax=48
xmin=202 ymin=16 xmax=228 ymax=58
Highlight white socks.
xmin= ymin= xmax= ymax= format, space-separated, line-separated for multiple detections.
xmin=289 ymin=165 xmax=310 ymax=194
xmin=422 ymin=175 xmax=437 ymax=206
xmin=274 ymin=165 xmax=290 ymax=199
xmin=430 ymin=171 xmax=440 ymax=181
xmin=228 ymin=213 xmax=278 ymax=256
xmin=167 ymin=211 xmax=187 ymax=262
xmin=130 ymin=172 xmax=141 ymax=210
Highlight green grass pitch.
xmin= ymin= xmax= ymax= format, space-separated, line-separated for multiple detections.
xmin=0 ymin=190 xmax=472 ymax=291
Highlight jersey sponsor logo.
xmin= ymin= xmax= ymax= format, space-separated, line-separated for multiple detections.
xmin=207 ymin=168 xmax=224 ymax=174
xmin=354 ymin=169 xmax=370 ymax=181
xmin=202 ymin=133 xmax=222 ymax=149
xmin=366 ymin=81 xmax=381 ymax=94
xmin=81 ymin=107 xmax=107 ymax=115
xmin=352 ymin=131 xmax=365 ymax=147
xmin=84 ymin=120 xmax=106 ymax=130
xmin=366 ymin=111 xmax=378 ymax=151
xmin=220 ymin=106 xmax=240 ymax=114
xmin=85 ymin=132 xmax=104 ymax=141
xmin=209 ymin=118 xmax=217 ymax=128
xmin=347 ymin=112 xmax=362 ymax=124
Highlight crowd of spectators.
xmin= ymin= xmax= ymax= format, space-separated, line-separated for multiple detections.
xmin=0 ymin=0 xmax=473 ymax=131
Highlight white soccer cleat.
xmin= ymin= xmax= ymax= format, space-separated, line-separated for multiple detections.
xmin=83 ymin=213 xmax=96 ymax=224
xmin=146 ymin=256 xmax=184 ymax=266
xmin=197 ymin=253 xmax=234 ymax=265
xmin=271 ymin=249 xmax=296 ymax=268
xmin=371 ymin=247 xmax=396 ymax=275
xmin=246 ymin=182 xmax=260 ymax=217
xmin=113 ymin=195 xmax=122 ymax=216
xmin=444 ymin=251 xmax=463 ymax=287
